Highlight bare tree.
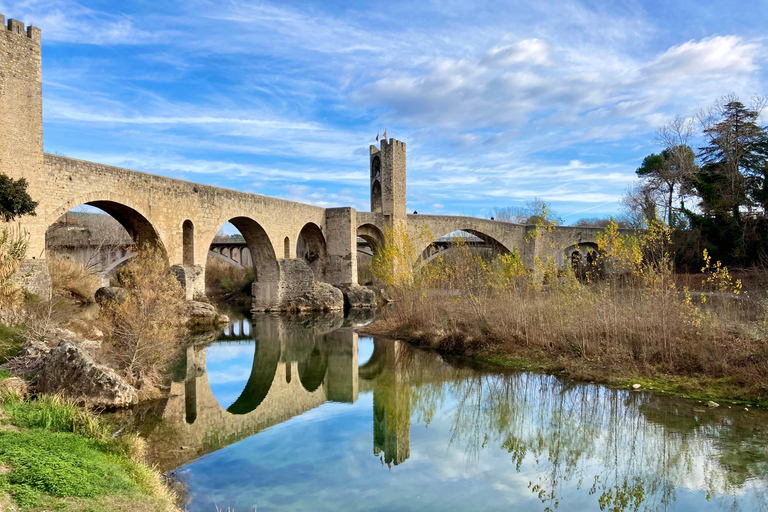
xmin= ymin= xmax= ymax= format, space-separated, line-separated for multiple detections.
xmin=490 ymin=197 xmax=562 ymax=225
xmin=620 ymin=183 xmax=663 ymax=229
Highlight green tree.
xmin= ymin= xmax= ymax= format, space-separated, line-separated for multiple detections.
xmin=0 ymin=174 xmax=38 ymax=222
xmin=683 ymin=96 xmax=768 ymax=264
xmin=696 ymin=97 xmax=768 ymax=218
xmin=636 ymin=146 xmax=697 ymax=227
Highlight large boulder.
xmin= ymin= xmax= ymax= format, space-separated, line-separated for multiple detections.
xmin=95 ymin=286 xmax=127 ymax=306
xmin=337 ymin=284 xmax=376 ymax=308
xmin=280 ymin=282 xmax=344 ymax=312
xmin=185 ymin=301 xmax=228 ymax=326
xmin=36 ymin=340 xmax=138 ymax=408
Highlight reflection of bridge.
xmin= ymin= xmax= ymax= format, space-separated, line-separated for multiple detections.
xmin=4 ymin=17 xmax=613 ymax=307
xmin=147 ymin=315 xmax=465 ymax=471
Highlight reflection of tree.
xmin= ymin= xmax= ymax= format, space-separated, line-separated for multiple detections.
xmin=408 ymin=371 xmax=768 ymax=511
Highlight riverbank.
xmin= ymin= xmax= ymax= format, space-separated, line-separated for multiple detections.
xmin=0 ymin=386 xmax=181 ymax=511
xmin=360 ymin=286 xmax=768 ymax=406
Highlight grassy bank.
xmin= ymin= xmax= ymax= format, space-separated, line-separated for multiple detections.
xmin=0 ymin=392 xmax=181 ymax=511
xmin=363 ymin=220 xmax=768 ymax=405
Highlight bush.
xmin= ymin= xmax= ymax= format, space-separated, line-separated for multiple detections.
xmin=204 ymin=256 xmax=254 ymax=296
xmin=101 ymin=247 xmax=186 ymax=384
xmin=48 ymin=255 xmax=101 ymax=303
xmin=0 ymin=226 xmax=29 ymax=311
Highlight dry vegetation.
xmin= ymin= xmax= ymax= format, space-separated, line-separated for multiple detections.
xmin=204 ymin=255 xmax=253 ymax=298
xmin=364 ymin=220 xmax=768 ymax=403
xmin=100 ymin=247 xmax=187 ymax=392
xmin=48 ymin=255 xmax=101 ymax=303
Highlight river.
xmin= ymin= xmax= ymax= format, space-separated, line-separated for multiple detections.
xmin=123 ymin=311 xmax=768 ymax=511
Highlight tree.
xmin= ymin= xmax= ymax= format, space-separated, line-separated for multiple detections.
xmin=490 ymin=197 xmax=563 ymax=225
xmin=0 ymin=174 xmax=37 ymax=222
xmin=696 ymin=96 xmax=768 ymax=218
xmin=620 ymin=183 xmax=662 ymax=229
xmin=636 ymin=117 xmax=698 ymax=226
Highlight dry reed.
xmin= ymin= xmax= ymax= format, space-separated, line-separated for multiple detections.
xmin=367 ymin=220 xmax=768 ymax=401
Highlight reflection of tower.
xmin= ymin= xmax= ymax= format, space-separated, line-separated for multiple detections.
xmin=372 ymin=383 xmax=411 ymax=466
xmin=369 ymin=139 xmax=407 ymax=223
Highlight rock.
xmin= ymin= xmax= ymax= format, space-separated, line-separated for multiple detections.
xmin=95 ymin=287 xmax=128 ymax=306
xmin=36 ymin=340 xmax=138 ymax=408
xmin=0 ymin=377 xmax=28 ymax=400
xmin=706 ymin=401 xmax=720 ymax=408
xmin=311 ymin=283 xmax=344 ymax=311
xmin=186 ymin=301 xmax=228 ymax=326
xmin=18 ymin=339 xmax=51 ymax=359
xmin=337 ymin=284 xmax=376 ymax=309
xmin=186 ymin=301 xmax=216 ymax=319
xmin=279 ymin=282 xmax=344 ymax=313
xmin=632 ymin=383 xmax=641 ymax=390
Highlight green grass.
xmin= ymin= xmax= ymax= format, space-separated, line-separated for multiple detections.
xmin=0 ymin=323 xmax=24 ymax=363
xmin=2 ymin=395 xmax=109 ymax=440
xmin=0 ymin=395 xmax=178 ymax=510
xmin=0 ymin=430 xmax=141 ymax=508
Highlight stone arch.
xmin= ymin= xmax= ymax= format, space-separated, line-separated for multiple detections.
xmin=221 ymin=216 xmax=279 ymax=285
xmin=564 ymin=243 xmax=599 ymax=268
xmin=296 ymin=223 xmax=327 ymax=281
xmin=283 ymin=236 xmax=290 ymax=259
xmin=182 ymin=220 xmax=195 ymax=266
xmin=371 ymin=180 xmax=382 ymax=213
xmin=298 ymin=339 xmax=328 ymax=393
xmin=226 ymin=338 xmax=282 ymax=415
xmin=357 ymin=223 xmax=384 ymax=253
xmin=44 ymin=196 xmax=168 ymax=264
xmin=416 ymin=228 xmax=511 ymax=268
xmin=358 ymin=339 xmax=388 ymax=381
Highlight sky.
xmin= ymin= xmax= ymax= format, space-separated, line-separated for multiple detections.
xmin=4 ymin=0 xmax=768 ymax=223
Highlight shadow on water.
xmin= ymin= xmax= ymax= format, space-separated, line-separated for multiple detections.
xmin=119 ymin=311 xmax=768 ymax=511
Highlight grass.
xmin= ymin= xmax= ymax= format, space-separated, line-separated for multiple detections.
xmin=47 ymin=256 xmax=101 ymax=303
xmin=0 ymin=395 xmax=181 ymax=511
xmin=0 ymin=323 xmax=24 ymax=363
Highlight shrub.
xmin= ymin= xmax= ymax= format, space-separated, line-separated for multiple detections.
xmin=204 ymin=256 xmax=254 ymax=296
xmin=101 ymin=247 xmax=186 ymax=384
xmin=0 ymin=226 xmax=29 ymax=311
xmin=47 ymin=255 xmax=101 ymax=303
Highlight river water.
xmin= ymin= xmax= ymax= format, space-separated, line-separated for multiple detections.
xmin=129 ymin=312 xmax=768 ymax=511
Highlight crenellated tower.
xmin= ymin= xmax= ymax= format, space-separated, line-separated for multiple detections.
xmin=0 ymin=15 xmax=43 ymax=185
xmin=369 ymin=138 xmax=406 ymax=224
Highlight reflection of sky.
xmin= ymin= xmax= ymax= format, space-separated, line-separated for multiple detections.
xmin=206 ymin=342 xmax=255 ymax=409
xmin=358 ymin=336 xmax=374 ymax=366
xmin=178 ymin=379 xmax=768 ymax=512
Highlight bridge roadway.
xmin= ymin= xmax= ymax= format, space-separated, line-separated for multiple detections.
xmin=2 ymin=14 xmax=610 ymax=308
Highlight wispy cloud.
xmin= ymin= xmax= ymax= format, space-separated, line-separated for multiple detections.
xmin=5 ymin=0 xmax=766 ymax=220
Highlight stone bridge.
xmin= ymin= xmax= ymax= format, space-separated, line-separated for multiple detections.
xmin=2 ymin=14 xmax=610 ymax=308
xmin=147 ymin=314 xmax=468 ymax=472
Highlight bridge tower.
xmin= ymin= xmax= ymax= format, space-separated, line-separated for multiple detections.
xmin=369 ymin=139 xmax=407 ymax=225
xmin=0 ymin=15 xmax=50 ymax=296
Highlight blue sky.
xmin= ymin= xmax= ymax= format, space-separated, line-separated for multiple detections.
xmin=5 ymin=0 xmax=767 ymax=222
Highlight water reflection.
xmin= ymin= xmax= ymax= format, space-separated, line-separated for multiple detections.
xmin=138 ymin=315 xmax=768 ymax=511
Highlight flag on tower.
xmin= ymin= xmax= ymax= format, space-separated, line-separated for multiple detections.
xmin=376 ymin=131 xmax=379 ymax=142
xmin=383 ymin=129 xmax=387 ymax=140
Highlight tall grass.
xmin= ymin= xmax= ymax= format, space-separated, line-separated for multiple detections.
xmin=369 ymin=220 xmax=768 ymax=400
xmin=0 ymin=226 xmax=29 ymax=311
xmin=204 ymin=256 xmax=254 ymax=297
xmin=48 ymin=254 xmax=101 ymax=302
